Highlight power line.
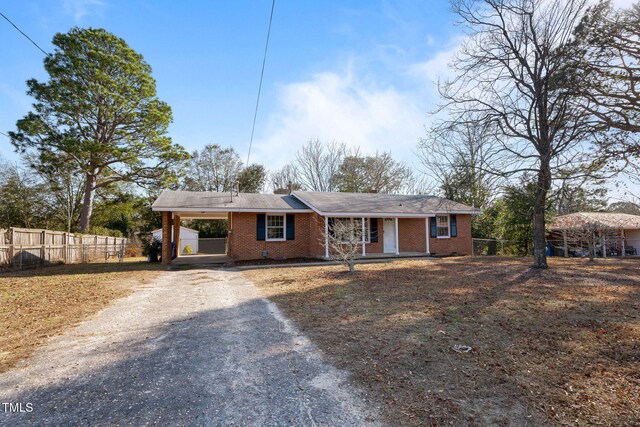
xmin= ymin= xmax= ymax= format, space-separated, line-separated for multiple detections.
xmin=246 ymin=0 xmax=275 ymax=166
xmin=0 ymin=11 xmax=50 ymax=56
xmin=0 ymin=131 xmax=10 ymax=138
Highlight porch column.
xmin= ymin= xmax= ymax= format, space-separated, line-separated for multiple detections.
xmin=394 ymin=217 xmax=399 ymax=255
xmin=173 ymin=214 xmax=181 ymax=258
xmin=562 ymin=230 xmax=568 ymax=258
xmin=324 ymin=216 xmax=329 ymax=258
xmin=161 ymin=211 xmax=172 ymax=265
xmin=361 ymin=217 xmax=366 ymax=256
xmin=621 ymin=229 xmax=626 ymax=257
xmin=425 ymin=217 xmax=430 ymax=255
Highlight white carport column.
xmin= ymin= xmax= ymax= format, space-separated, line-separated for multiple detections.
xmin=425 ymin=217 xmax=430 ymax=255
xmin=362 ymin=217 xmax=366 ymax=256
xmin=622 ymin=229 xmax=626 ymax=257
xmin=324 ymin=216 xmax=329 ymax=258
xmin=394 ymin=217 xmax=399 ymax=255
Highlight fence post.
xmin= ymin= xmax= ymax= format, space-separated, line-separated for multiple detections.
xmin=18 ymin=245 xmax=22 ymax=270
xmin=41 ymin=230 xmax=46 ymax=265
xmin=7 ymin=229 xmax=13 ymax=265
xmin=63 ymin=232 xmax=68 ymax=263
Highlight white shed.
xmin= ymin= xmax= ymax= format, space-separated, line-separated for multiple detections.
xmin=152 ymin=226 xmax=199 ymax=255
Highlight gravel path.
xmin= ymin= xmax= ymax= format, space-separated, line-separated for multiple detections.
xmin=0 ymin=268 xmax=382 ymax=426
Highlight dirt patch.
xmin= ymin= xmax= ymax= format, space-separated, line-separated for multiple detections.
xmin=0 ymin=260 xmax=163 ymax=373
xmin=245 ymin=257 xmax=640 ymax=426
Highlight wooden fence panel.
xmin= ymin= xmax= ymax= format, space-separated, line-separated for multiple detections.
xmin=0 ymin=227 xmax=128 ymax=270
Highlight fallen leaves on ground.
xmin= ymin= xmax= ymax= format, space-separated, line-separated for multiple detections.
xmin=245 ymin=257 xmax=640 ymax=426
xmin=0 ymin=260 xmax=163 ymax=373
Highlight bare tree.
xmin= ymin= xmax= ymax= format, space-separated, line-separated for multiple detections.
xmin=321 ymin=218 xmax=365 ymax=273
xmin=418 ymin=117 xmax=509 ymax=209
xmin=295 ymin=139 xmax=347 ymax=192
xmin=334 ymin=151 xmax=414 ymax=194
xmin=564 ymin=1 xmax=640 ymax=192
xmin=270 ymin=163 xmax=303 ymax=194
xmin=438 ymin=0 xmax=602 ymax=268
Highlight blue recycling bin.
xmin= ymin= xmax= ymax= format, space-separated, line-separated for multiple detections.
xmin=546 ymin=243 xmax=554 ymax=256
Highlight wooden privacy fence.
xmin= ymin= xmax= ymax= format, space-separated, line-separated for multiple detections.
xmin=0 ymin=227 xmax=127 ymax=270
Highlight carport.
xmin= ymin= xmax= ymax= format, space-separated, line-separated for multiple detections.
xmin=156 ymin=210 xmax=229 ymax=265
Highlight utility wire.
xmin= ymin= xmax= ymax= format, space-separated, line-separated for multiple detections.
xmin=246 ymin=0 xmax=275 ymax=166
xmin=0 ymin=131 xmax=9 ymax=138
xmin=0 ymin=11 xmax=50 ymax=56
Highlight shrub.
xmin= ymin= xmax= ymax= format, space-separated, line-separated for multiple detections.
xmin=183 ymin=244 xmax=193 ymax=255
xmin=141 ymin=237 xmax=162 ymax=262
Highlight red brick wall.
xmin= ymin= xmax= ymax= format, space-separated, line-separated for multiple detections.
xmin=228 ymin=212 xmax=473 ymax=260
xmin=398 ymin=218 xmax=428 ymax=253
xmin=428 ymin=214 xmax=473 ymax=255
xmin=229 ymin=212 xmax=312 ymax=260
xmin=308 ymin=215 xmax=385 ymax=257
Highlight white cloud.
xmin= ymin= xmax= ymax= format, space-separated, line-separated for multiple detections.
xmin=251 ymin=64 xmax=427 ymax=170
xmin=62 ymin=0 xmax=106 ymax=22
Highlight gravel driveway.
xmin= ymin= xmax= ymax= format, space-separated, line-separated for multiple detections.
xmin=0 ymin=268 xmax=382 ymax=426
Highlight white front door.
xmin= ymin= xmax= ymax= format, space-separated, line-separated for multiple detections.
xmin=383 ymin=218 xmax=396 ymax=253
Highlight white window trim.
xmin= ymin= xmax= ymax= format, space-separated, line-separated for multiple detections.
xmin=266 ymin=214 xmax=286 ymax=242
xmin=331 ymin=217 xmax=371 ymax=244
xmin=436 ymin=214 xmax=450 ymax=239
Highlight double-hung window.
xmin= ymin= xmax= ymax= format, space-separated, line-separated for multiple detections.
xmin=331 ymin=218 xmax=370 ymax=243
xmin=436 ymin=215 xmax=450 ymax=238
xmin=266 ymin=215 xmax=285 ymax=241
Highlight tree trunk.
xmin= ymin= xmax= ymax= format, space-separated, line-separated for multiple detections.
xmin=79 ymin=173 xmax=96 ymax=232
xmin=532 ymin=157 xmax=551 ymax=269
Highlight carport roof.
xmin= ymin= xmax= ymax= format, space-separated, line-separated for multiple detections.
xmin=549 ymin=212 xmax=640 ymax=230
xmin=151 ymin=190 xmax=312 ymax=213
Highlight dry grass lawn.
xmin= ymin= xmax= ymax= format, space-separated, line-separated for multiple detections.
xmin=0 ymin=260 xmax=163 ymax=373
xmin=245 ymin=257 xmax=640 ymax=426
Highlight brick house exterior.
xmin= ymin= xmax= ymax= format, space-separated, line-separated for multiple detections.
xmin=152 ymin=190 xmax=477 ymax=264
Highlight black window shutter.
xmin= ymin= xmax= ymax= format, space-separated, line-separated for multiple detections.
xmin=286 ymin=214 xmax=295 ymax=240
xmin=450 ymin=215 xmax=457 ymax=237
xmin=328 ymin=217 xmax=335 ymax=237
xmin=430 ymin=217 xmax=437 ymax=238
xmin=257 ymin=214 xmax=266 ymax=241
xmin=370 ymin=218 xmax=378 ymax=243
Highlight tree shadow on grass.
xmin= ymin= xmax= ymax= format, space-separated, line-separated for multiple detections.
xmin=255 ymin=258 xmax=640 ymax=425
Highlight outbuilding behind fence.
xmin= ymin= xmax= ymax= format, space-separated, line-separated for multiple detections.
xmin=0 ymin=227 xmax=127 ymax=270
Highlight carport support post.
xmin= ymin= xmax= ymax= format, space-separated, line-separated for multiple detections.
xmin=173 ymin=214 xmax=181 ymax=258
xmin=162 ymin=211 xmax=172 ymax=265
xmin=621 ymin=229 xmax=626 ymax=257
xmin=563 ymin=230 xmax=568 ymax=258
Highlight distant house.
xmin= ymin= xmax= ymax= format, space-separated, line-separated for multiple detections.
xmin=151 ymin=190 xmax=479 ymax=264
xmin=152 ymin=226 xmax=199 ymax=255
xmin=548 ymin=212 xmax=640 ymax=257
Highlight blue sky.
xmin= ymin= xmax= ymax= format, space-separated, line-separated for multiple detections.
xmin=0 ymin=1 xmax=457 ymax=166
xmin=0 ymin=0 xmax=637 ymax=200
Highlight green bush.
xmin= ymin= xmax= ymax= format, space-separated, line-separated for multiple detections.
xmin=90 ymin=226 xmax=123 ymax=238
xmin=142 ymin=237 xmax=162 ymax=262
xmin=183 ymin=244 xmax=193 ymax=255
